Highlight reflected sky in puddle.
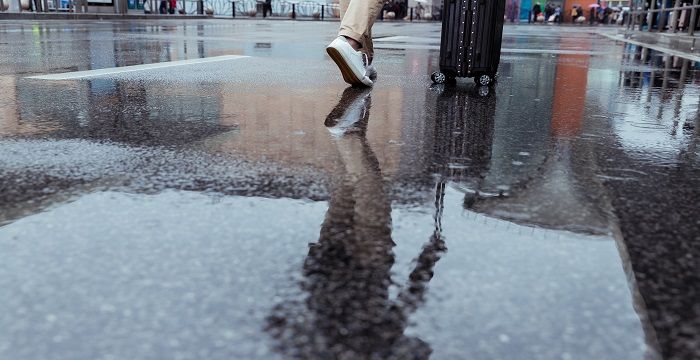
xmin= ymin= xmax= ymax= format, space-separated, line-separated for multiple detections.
xmin=0 ymin=186 xmax=647 ymax=360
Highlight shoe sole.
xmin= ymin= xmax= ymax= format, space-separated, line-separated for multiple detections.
xmin=326 ymin=46 xmax=364 ymax=86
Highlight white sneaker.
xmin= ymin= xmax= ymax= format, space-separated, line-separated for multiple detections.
xmin=326 ymin=37 xmax=373 ymax=87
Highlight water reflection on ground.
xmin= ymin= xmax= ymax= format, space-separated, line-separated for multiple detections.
xmin=0 ymin=22 xmax=698 ymax=359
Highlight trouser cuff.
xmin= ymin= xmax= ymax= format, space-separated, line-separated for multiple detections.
xmin=338 ymin=29 xmax=364 ymax=45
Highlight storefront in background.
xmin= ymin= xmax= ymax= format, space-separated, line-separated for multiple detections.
xmin=561 ymin=0 xmax=601 ymax=23
xmin=509 ymin=0 xmax=575 ymax=22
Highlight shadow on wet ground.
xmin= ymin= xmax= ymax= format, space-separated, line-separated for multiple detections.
xmin=0 ymin=20 xmax=698 ymax=360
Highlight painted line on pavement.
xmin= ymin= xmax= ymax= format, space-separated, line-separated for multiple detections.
xmin=26 ymin=55 xmax=249 ymax=80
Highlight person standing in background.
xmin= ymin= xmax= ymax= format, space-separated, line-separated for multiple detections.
xmin=263 ymin=0 xmax=272 ymax=18
xmin=532 ymin=2 xmax=542 ymax=22
xmin=575 ymin=5 xmax=584 ymax=22
xmin=508 ymin=0 xmax=518 ymax=22
xmin=544 ymin=2 xmax=553 ymax=21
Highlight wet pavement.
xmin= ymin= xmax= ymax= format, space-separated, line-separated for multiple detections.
xmin=0 ymin=20 xmax=698 ymax=360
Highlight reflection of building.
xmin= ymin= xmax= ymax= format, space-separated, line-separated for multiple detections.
xmin=550 ymin=44 xmax=589 ymax=137
xmin=212 ymin=85 xmax=406 ymax=176
xmin=423 ymin=50 xmax=615 ymax=234
xmin=9 ymin=26 xmax=238 ymax=145
xmin=0 ymin=76 xmax=22 ymax=135
xmin=403 ymin=49 xmax=558 ymax=203
xmin=209 ymin=49 xmax=438 ymax=176
xmin=17 ymin=79 xmax=229 ymax=145
xmin=482 ymin=57 xmax=555 ymax=191
xmin=584 ymin=43 xmax=700 ymax=360
xmin=620 ymin=43 xmax=698 ymax=90
xmin=417 ymin=43 xmax=663 ymax=359
xmin=599 ymin=43 xmax=698 ymax=161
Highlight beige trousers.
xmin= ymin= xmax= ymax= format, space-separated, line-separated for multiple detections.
xmin=339 ymin=0 xmax=384 ymax=60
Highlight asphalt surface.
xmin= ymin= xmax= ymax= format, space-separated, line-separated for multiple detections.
xmin=0 ymin=20 xmax=698 ymax=360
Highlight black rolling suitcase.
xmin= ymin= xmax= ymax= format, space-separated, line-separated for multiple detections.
xmin=431 ymin=0 xmax=506 ymax=86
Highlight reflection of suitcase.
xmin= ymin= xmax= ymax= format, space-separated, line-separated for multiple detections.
xmin=431 ymin=0 xmax=506 ymax=86
xmin=431 ymin=86 xmax=495 ymax=180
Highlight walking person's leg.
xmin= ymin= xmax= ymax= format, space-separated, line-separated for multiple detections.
xmin=340 ymin=0 xmax=349 ymax=24
xmin=326 ymin=0 xmax=383 ymax=86
xmin=362 ymin=27 xmax=377 ymax=79
xmin=340 ymin=0 xmax=382 ymax=56
xmin=341 ymin=0 xmax=378 ymax=79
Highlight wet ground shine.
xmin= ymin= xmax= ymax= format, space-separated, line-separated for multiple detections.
xmin=0 ymin=20 xmax=699 ymax=360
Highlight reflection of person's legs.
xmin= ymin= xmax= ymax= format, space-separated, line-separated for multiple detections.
xmin=308 ymin=132 xmax=394 ymax=356
xmin=266 ymin=89 xmax=440 ymax=358
xmin=320 ymin=132 xmax=392 ymax=255
xmin=325 ymin=89 xmax=392 ymax=266
xmin=365 ymin=28 xmax=374 ymax=64
xmin=312 ymin=90 xmax=393 ymax=348
xmin=336 ymin=135 xmax=392 ymax=267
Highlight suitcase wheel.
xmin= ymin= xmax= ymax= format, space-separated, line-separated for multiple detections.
xmin=475 ymin=74 xmax=493 ymax=86
xmin=477 ymin=86 xmax=490 ymax=97
xmin=431 ymin=71 xmax=446 ymax=84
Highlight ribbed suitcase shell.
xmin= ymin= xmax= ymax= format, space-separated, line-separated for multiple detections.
xmin=439 ymin=0 xmax=506 ymax=79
